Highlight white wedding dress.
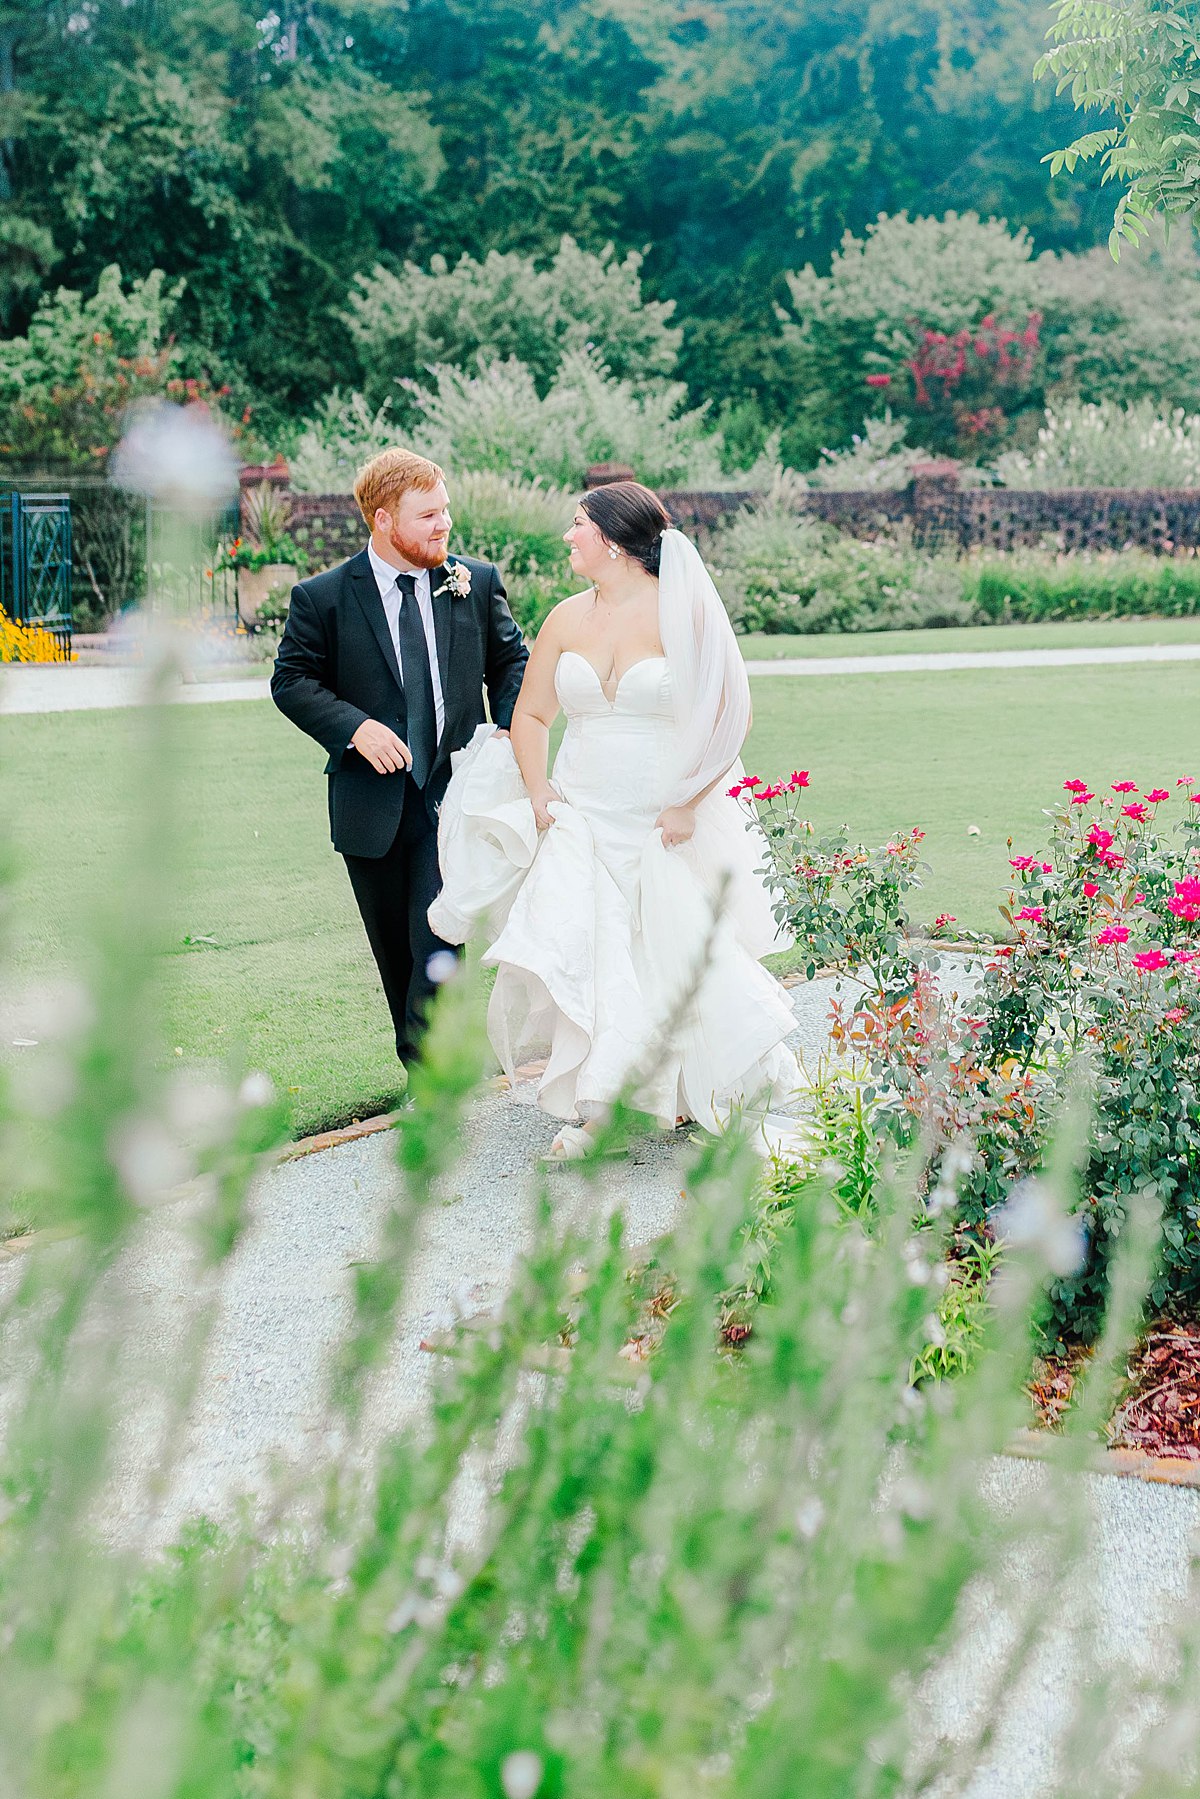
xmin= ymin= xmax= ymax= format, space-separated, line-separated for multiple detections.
xmin=429 ymin=647 xmax=800 ymax=1132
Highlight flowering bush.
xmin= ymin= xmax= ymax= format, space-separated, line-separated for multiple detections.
xmin=0 ymin=605 xmax=71 ymax=662
xmin=743 ymin=768 xmax=1200 ymax=1343
xmin=0 ymin=266 xmax=248 ymax=468
xmin=869 ymin=310 xmax=1043 ymax=455
xmin=995 ymin=398 xmax=1200 ymax=489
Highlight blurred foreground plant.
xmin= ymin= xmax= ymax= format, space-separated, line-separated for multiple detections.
xmin=0 ymin=719 xmax=1190 ymax=1799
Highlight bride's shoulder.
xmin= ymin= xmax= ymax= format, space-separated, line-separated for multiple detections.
xmin=537 ymin=589 xmax=593 ymax=640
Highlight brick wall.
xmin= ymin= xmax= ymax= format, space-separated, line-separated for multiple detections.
xmin=258 ymin=477 xmax=1200 ymax=570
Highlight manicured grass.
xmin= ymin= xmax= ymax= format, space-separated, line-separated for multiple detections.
xmin=6 ymin=657 xmax=1200 ymax=1134
xmin=740 ymin=616 xmax=1200 ymax=660
xmin=746 ymin=661 xmax=1200 ymax=933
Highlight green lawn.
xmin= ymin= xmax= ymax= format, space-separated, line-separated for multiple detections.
xmin=746 ymin=660 xmax=1200 ymax=931
xmin=740 ymin=616 xmax=1200 ymax=659
xmin=6 ymin=655 xmax=1200 ymax=1135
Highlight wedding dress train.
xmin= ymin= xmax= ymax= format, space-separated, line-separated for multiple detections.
xmin=429 ymin=648 xmax=800 ymax=1132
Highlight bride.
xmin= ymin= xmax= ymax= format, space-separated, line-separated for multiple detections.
xmin=430 ymin=480 xmax=799 ymax=1158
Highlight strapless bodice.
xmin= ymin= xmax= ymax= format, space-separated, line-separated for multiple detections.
xmin=554 ymin=650 xmax=673 ymax=721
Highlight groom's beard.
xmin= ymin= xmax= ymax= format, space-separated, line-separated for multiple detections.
xmin=389 ymin=523 xmax=450 ymax=571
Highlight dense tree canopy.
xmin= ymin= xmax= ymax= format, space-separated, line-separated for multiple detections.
xmin=0 ymin=0 xmax=1112 ymax=446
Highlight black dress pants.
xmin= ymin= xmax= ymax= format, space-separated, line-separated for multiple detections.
xmin=342 ymin=783 xmax=455 ymax=1063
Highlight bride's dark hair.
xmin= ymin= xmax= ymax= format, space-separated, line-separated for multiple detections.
xmin=580 ymin=480 xmax=674 ymax=575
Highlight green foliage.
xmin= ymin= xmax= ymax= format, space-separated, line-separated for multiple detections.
xmin=447 ymin=472 xmax=575 ymax=634
xmin=1036 ymin=0 xmax=1200 ymax=253
xmin=344 ymin=237 xmax=682 ymax=407
xmin=711 ymin=493 xmax=979 ymax=635
xmin=0 ymin=0 xmax=1116 ymax=436
xmin=290 ymin=352 xmax=728 ymax=494
xmin=965 ymin=547 xmax=1200 ymax=623
xmin=802 ymin=412 xmax=956 ymax=491
xmin=286 ymin=389 xmax=396 ymax=493
xmin=779 ymin=212 xmax=1050 ymax=460
xmin=996 ymin=399 xmax=1200 ymax=490
xmin=778 ymin=212 xmax=1200 ymax=463
xmin=2 ymin=751 xmax=1159 ymax=1792
xmin=0 ymin=266 xmax=243 ymax=467
xmin=404 ymin=347 xmax=728 ymax=490
xmin=910 ymin=1237 xmax=1002 ymax=1385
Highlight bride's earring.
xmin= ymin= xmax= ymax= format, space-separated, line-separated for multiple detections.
xmin=607 ymin=545 xmax=620 ymax=560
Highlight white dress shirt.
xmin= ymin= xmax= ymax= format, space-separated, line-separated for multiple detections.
xmin=366 ymin=541 xmax=446 ymax=742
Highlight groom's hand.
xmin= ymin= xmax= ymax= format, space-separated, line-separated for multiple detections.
xmin=351 ymin=720 xmax=413 ymax=775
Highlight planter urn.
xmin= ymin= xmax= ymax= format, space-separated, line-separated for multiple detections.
xmin=237 ymin=562 xmax=298 ymax=627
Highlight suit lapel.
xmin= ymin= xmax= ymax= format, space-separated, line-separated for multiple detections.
xmin=430 ymin=562 xmax=455 ymax=728
xmin=350 ymin=552 xmax=403 ymax=692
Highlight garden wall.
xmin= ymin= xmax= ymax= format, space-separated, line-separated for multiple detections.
xmin=257 ymin=473 xmax=1200 ymax=565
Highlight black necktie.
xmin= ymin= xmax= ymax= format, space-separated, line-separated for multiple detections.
xmin=395 ymin=573 xmax=436 ymax=789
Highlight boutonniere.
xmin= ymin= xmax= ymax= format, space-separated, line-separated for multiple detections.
xmin=433 ymin=560 xmax=472 ymax=600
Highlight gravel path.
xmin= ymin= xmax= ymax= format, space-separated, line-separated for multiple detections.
xmin=6 ymin=637 xmax=1200 ymax=715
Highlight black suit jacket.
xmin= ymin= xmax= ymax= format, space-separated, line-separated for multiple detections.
xmin=271 ymin=548 xmax=528 ymax=858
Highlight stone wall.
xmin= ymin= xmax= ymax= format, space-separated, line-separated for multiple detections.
xmin=256 ymin=476 xmax=1200 ymax=570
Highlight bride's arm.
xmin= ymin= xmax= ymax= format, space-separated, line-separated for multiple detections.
xmin=511 ymin=609 xmax=566 ymax=831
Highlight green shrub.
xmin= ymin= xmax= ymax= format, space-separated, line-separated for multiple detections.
xmin=712 ymin=492 xmax=979 ymax=634
xmin=966 ymin=547 xmax=1200 ymax=622
xmin=778 ymin=212 xmax=1200 ymax=463
xmin=0 ymin=266 xmax=251 ymax=470
xmin=404 ymin=347 xmax=726 ymax=490
xmin=286 ymin=390 xmax=396 ymax=493
xmin=448 ymin=472 xmax=575 ymax=634
xmin=343 ymin=237 xmax=682 ymax=406
xmin=289 ymin=350 xmax=728 ymax=494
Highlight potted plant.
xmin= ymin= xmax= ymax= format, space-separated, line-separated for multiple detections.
xmin=219 ymin=484 xmax=302 ymax=627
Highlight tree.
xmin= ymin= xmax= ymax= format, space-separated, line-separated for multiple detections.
xmin=1036 ymin=0 xmax=1200 ymax=256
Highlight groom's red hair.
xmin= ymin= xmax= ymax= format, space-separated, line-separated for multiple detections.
xmin=354 ymin=448 xmax=446 ymax=526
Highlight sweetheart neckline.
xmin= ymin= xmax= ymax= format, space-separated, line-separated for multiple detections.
xmin=557 ymin=649 xmax=668 ymax=703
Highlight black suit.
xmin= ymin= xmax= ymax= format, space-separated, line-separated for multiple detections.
xmin=271 ymin=547 xmax=528 ymax=1058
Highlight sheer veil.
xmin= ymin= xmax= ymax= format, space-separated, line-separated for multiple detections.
xmin=655 ymin=527 xmax=787 ymax=956
xmin=657 ymin=527 xmax=751 ymax=809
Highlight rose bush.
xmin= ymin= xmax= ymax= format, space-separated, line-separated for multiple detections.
xmin=738 ymin=768 xmax=1200 ymax=1343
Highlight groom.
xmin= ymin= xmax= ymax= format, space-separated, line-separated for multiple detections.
xmin=271 ymin=448 xmax=528 ymax=1065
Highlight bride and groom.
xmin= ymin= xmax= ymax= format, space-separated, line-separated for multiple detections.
xmin=271 ymin=449 xmax=798 ymax=1157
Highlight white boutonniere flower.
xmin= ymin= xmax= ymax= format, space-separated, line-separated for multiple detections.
xmin=433 ymin=560 xmax=472 ymax=599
